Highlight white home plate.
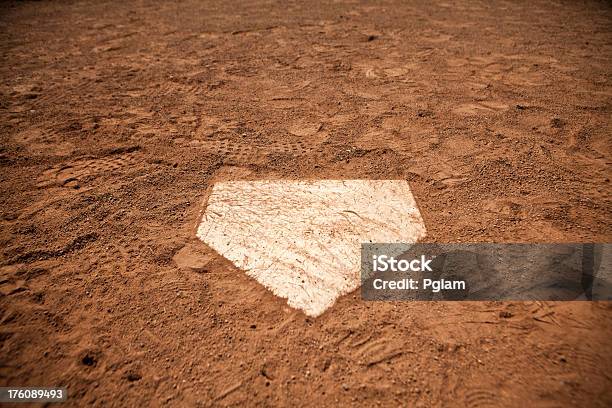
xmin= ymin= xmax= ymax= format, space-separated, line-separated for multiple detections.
xmin=197 ymin=180 xmax=426 ymax=316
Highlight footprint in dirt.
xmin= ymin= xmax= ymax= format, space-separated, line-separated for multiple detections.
xmin=541 ymin=342 xmax=606 ymax=378
xmin=189 ymin=136 xmax=324 ymax=165
xmin=13 ymin=128 xmax=75 ymax=157
xmin=37 ymin=153 xmax=139 ymax=188
xmin=463 ymin=388 xmax=503 ymax=408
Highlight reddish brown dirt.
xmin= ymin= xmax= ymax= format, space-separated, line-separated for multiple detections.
xmin=1 ymin=0 xmax=611 ymax=406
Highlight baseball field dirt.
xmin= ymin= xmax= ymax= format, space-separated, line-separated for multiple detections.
xmin=0 ymin=0 xmax=611 ymax=406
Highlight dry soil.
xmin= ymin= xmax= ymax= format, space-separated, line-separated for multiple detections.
xmin=0 ymin=0 xmax=611 ymax=406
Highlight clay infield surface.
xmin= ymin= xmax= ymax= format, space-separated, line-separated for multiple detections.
xmin=0 ymin=0 xmax=611 ymax=406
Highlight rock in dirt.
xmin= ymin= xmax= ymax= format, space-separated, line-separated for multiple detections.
xmin=172 ymin=244 xmax=213 ymax=272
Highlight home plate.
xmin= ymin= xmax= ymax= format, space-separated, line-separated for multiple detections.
xmin=197 ymin=180 xmax=426 ymax=316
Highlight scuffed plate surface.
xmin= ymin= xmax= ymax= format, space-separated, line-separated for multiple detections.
xmin=197 ymin=180 xmax=426 ymax=316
